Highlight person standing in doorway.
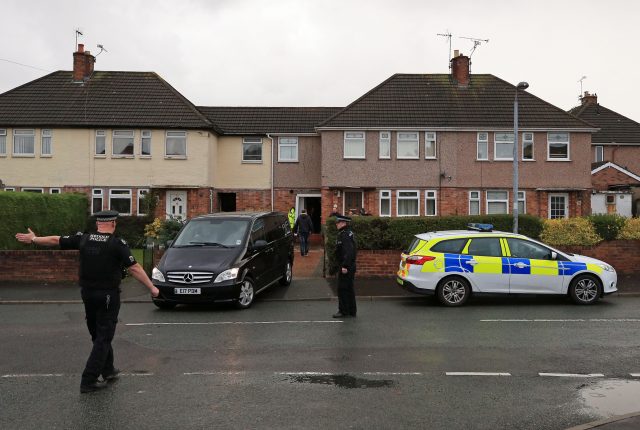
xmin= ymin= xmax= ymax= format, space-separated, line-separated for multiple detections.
xmin=288 ymin=207 xmax=296 ymax=231
xmin=15 ymin=210 xmax=159 ymax=393
xmin=333 ymin=215 xmax=357 ymax=318
xmin=293 ymin=208 xmax=314 ymax=256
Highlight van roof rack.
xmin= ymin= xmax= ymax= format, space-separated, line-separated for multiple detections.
xmin=467 ymin=223 xmax=493 ymax=232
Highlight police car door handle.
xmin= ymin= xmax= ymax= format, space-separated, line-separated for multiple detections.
xmin=467 ymin=259 xmax=478 ymax=265
xmin=514 ymin=262 xmax=529 ymax=268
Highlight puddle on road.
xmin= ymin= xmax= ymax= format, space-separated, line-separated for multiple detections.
xmin=287 ymin=374 xmax=394 ymax=389
xmin=579 ymin=379 xmax=640 ymax=416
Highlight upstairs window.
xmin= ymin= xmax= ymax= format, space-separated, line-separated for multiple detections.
xmin=278 ymin=137 xmax=298 ymax=162
xmin=477 ymin=132 xmax=488 ymax=160
xmin=397 ymin=132 xmax=419 ymax=159
xmin=522 ymin=132 xmax=534 ymax=160
xmin=425 ymin=132 xmax=436 ymax=159
xmin=494 ymin=132 xmax=514 ymax=160
xmin=548 ymin=132 xmax=570 ymax=160
xmin=379 ymin=132 xmax=390 ymax=159
xmin=595 ymin=145 xmax=603 ymax=163
xmin=41 ymin=129 xmax=52 ymax=156
xmin=141 ymin=130 xmax=152 ymax=156
xmin=95 ymin=130 xmax=106 ymax=156
xmin=166 ymin=131 xmax=187 ymax=157
xmin=344 ymin=131 xmax=365 ymax=159
xmin=243 ymin=137 xmax=263 ymax=162
xmin=112 ymin=130 xmax=134 ymax=156
xmin=13 ymin=129 xmax=34 ymax=156
xmin=0 ymin=129 xmax=6 ymax=155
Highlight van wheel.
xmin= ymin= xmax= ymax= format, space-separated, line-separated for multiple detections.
xmin=279 ymin=260 xmax=292 ymax=286
xmin=569 ymin=274 xmax=601 ymax=305
xmin=153 ymin=300 xmax=176 ymax=310
xmin=437 ymin=276 xmax=471 ymax=307
xmin=236 ymin=277 xmax=255 ymax=309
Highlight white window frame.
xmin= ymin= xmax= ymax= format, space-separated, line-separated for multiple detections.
xmin=95 ymin=130 xmax=106 ymax=157
xmin=278 ymin=137 xmax=298 ymax=162
xmin=4 ymin=187 xmax=15 ymax=191
xmin=425 ymin=132 xmax=437 ymax=159
xmin=112 ymin=130 xmax=135 ymax=157
xmin=242 ymin=137 xmax=263 ymax=163
xmin=477 ymin=132 xmax=489 ymax=160
xmin=517 ymin=191 xmax=526 ymax=214
xmin=141 ymin=130 xmax=152 ymax=157
xmin=13 ymin=129 xmax=35 ymax=157
xmin=0 ymin=129 xmax=6 ymax=156
xmin=397 ymin=132 xmax=419 ymax=159
xmin=379 ymin=190 xmax=391 ymax=217
xmin=547 ymin=132 xmax=570 ymax=161
xmin=397 ymin=190 xmax=420 ymax=217
xmin=137 ymin=188 xmax=150 ymax=216
xmin=92 ymin=189 xmax=103 ymax=214
xmin=344 ymin=131 xmax=366 ymax=159
xmin=425 ymin=190 xmax=437 ymax=216
xmin=494 ymin=132 xmax=514 ymax=161
xmin=595 ymin=145 xmax=604 ymax=163
xmin=49 ymin=188 xmax=61 ymax=194
xmin=522 ymin=132 xmax=534 ymax=161
xmin=469 ymin=190 xmax=481 ymax=215
xmin=21 ymin=188 xmax=43 ymax=193
xmin=108 ymin=189 xmax=132 ymax=215
xmin=486 ymin=190 xmax=509 ymax=214
xmin=41 ymin=129 xmax=52 ymax=157
xmin=379 ymin=132 xmax=391 ymax=159
xmin=548 ymin=193 xmax=569 ymax=219
xmin=165 ymin=130 xmax=187 ymax=159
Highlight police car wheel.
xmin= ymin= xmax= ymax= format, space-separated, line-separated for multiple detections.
xmin=569 ymin=274 xmax=601 ymax=305
xmin=236 ymin=277 xmax=255 ymax=309
xmin=279 ymin=260 xmax=292 ymax=286
xmin=437 ymin=276 xmax=471 ymax=307
xmin=152 ymin=300 xmax=176 ymax=310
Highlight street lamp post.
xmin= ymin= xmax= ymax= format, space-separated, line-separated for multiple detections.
xmin=513 ymin=81 xmax=529 ymax=234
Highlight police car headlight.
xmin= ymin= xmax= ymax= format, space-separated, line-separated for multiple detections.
xmin=214 ymin=268 xmax=239 ymax=283
xmin=151 ymin=267 xmax=165 ymax=282
xmin=598 ymin=263 xmax=615 ymax=272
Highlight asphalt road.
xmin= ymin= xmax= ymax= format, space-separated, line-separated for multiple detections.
xmin=1 ymin=297 xmax=640 ymax=429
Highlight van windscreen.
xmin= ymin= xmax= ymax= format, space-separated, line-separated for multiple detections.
xmin=173 ymin=219 xmax=250 ymax=248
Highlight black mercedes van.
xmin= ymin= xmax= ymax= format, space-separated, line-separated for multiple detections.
xmin=151 ymin=212 xmax=294 ymax=309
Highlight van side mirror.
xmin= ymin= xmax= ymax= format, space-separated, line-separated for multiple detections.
xmin=251 ymin=239 xmax=268 ymax=251
xmin=166 ymin=240 xmax=174 ymax=247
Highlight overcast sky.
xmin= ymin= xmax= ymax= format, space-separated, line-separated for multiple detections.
xmin=1 ymin=0 xmax=638 ymax=121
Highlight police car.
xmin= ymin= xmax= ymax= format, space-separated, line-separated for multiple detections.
xmin=396 ymin=224 xmax=617 ymax=306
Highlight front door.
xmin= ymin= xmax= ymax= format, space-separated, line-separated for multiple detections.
xmin=166 ymin=190 xmax=187 ymax=220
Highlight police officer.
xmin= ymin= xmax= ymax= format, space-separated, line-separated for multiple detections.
xmin=15 ymin=210 xmax=159 ymax=393
xmin=333 ymin=215 xmax=357 ymax=318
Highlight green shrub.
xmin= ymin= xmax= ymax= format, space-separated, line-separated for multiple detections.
xmin=110 ymin=216 xmax=151 ymax=248
xmin=144 ymin=217 xmax=184 ymax=245
xmin=587 ymin=214 xmax=627 ymax=241
xmin=539 ymin=218 xmax=602 ymax=246
xmin=1 ymin=192 xmax=88 ymax=250
xmin=618 ymin=217 xmax=640 ymax=240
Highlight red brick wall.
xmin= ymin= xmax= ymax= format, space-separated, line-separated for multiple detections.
xmin=356 ymin=250 xmax=401 ymax=277
xmin=592 ymin=166 xmax=640 ymax=191
xmin=0 ymin=250 xmax=79 ymax=282
xmin=556 ymin=240 xmax=640 ymax=275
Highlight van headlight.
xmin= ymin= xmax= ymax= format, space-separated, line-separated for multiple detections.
xmin=598 ymin=263 xmax=615 ymax=272
xmin=214 ymin=268 xmax=239 ymax=283
xmin=152 ymin=267 xmax=165 ymax=282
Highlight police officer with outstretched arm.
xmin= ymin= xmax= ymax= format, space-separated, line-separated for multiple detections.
xmin=15 ymin=210 xmax=159 ymax=393
xmin=333 ymin=215 xmax=357 ymax=318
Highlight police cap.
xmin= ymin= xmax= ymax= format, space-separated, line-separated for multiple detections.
xmin=335 ymin=215 xmax=352 ymax=223
xmin=94 ymin=210 xmax=119 ymax=222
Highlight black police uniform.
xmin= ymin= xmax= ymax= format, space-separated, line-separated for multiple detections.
xmin=335 ymin=224 xmax=357 ymax=316
xmin=59 ymin=222 xmax=136 ymax=387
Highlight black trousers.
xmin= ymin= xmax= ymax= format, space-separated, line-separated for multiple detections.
xmin=80 ymin=288 xmax=120 ymax=385
xmin=337 ymin=272 xmax=357 ymax=316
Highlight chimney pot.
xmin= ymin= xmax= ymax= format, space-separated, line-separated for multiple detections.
xmin=453 ymin=49 xmax=459 ymax=58
xmin=581 ymin=91 xmax=598 ymax=106
xmin=77 ymin=44 xmax=84 ymax=53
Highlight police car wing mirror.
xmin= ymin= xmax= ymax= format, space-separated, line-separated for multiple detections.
xmin=551 ymin=251 xmax=558 ymax=260
xmin=251 ymin=239 xmax=268 ymax=251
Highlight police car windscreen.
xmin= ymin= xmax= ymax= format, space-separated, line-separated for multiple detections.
xmin=173 ymin=219 xmax=250 ymax=248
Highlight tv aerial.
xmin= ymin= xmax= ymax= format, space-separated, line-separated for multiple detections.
xmin=578 ymin=75 xmax=587 ymax=96
xmin=459 ymin=36 xmax=489 ymax=58
xmin=437 ymin=31 xmax=453 ymax=68
xmin=75 ymin=28 xmax=83 ymax=48
xmin=96 ymin=44 xmax=108 ymax=57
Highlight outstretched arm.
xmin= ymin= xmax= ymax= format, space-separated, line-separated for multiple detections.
xmin=128 ymin=263 xmax=160 ymax=297
xmin=15 ymin=228 xmax=60 ymax=247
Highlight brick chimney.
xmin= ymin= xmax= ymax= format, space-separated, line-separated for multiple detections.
xmin=450 ymin=50 xmax=470 ymax=87
xmin=73 ymin=44 xmax=95 ymax=82
xmin=580 ymin=91 xmax=598 ymax=106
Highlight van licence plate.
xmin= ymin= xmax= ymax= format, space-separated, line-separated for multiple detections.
xmin=174 ymin=288 xmax=201 ymax=295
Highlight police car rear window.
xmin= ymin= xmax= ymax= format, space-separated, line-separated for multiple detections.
xmin=430 ymin=238 xmax=467 ymax=254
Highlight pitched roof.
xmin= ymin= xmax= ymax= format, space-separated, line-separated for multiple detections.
xmin=569 ymin=103 xmax=640 ymax=144
xmin=0 ymin=71 xmax=214 ymax=130
xmin=591 ymin=161 xmax=640 ymax=182
xmin=198 ymin=106 xmax=342 ymax=134
xmin=319 ymin=74 xmax=596 ymax=130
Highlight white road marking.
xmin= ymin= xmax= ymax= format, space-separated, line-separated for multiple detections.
xmin=1 ymin=373 xmax=63 ymax=378
xmin=481 ymin=319 xmax=640 ymax=322
xmin=277 ymin=372 xmax=333 ymax=376
xmin=631 ymin=374 xmax=640 ymax=377
xmin=446 ymin=372 xmax=511 ymax=376
xmin=539 ymin=373 xmax=604 ymax=378
xmin=363 ymin=372 xmax=423 ymax=376
xmin=126 ymin=320 xmax=343 ymax=326
xmin=120 ymin=373 xmax=154 ymax=377
xmin=184 ymin=372 xmax=244 ymax=376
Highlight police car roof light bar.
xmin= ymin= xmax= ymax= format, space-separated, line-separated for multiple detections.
xmin=467 ymin=223 xmax=493 ymax=232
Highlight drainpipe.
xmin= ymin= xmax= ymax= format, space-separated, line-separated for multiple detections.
xmin=209 ymin=188 xmax=214 ymax=213
xmin=267 ymin=134 xmax=274 ymax=211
